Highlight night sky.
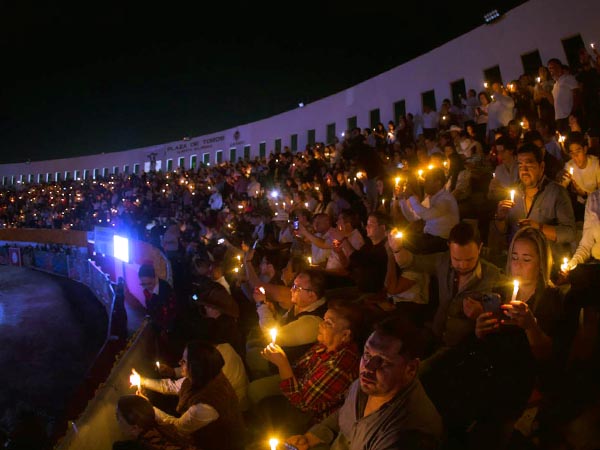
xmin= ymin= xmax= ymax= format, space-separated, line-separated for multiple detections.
xmin=0 ymin=1 xmax=526 ymax=164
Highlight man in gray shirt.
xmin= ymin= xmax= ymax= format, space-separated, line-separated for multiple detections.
xmin=284 ymin=316 xmax=443 ymax=450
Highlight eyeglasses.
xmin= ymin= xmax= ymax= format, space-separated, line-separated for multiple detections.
xmin=291 ymin=283 xmax=314 ymax=293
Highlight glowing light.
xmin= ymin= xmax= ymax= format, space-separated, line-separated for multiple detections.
xmin=269 ymin=438 xmax=279 ymax=450
xmin=269 ymin=328 xmax=277 ymax=344
xmin=155 ymin=361 xmax=160 ymax=370
xmin=569 ymin=167 xmax=574 ymax=176
xmin=510 ymin=190 xmax=515 ymax=202
xmin=259 ymin=287 xmax=265 ymax=295
xmin=129 ymin=369 xmax=141 ymax=391
xmin=511 ymin=280 xmax=519 ymax=302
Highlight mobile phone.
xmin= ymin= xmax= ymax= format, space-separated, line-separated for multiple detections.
xmin=396 ymin=163 xmax=404 ymax=169
xmin=217 ymin=238 xmax=225 ymax=245
xmin=293 ymin=219 xmax=300 ymax=230
xmin=481 ymin=293 xmax=503 ymax=319
xmin=192 ymin=294 xmax=198 ymax=301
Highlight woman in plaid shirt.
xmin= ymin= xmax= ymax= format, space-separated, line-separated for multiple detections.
xmin=260 ymin=300 xmax=365 ymax=422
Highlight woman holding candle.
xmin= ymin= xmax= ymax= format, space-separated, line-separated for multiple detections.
xmin=133 ymin=341 xmax=245 ymax=450
xmin=254 ymin=300 xmax=364 ymax=426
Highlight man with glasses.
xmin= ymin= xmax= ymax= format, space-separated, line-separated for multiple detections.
xmin=560 ymin=132 xmax=600 ymax=220
xmin=494 ymin=143 xmax=575 ymax=264
xmin=285 ymin=316 xmax=443 ymax=450
xmin=247 ymin=270 xmax=327 ymax=381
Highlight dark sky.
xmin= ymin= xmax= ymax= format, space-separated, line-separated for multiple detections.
xmin=0 ymin=1 xmax=526 ymax=164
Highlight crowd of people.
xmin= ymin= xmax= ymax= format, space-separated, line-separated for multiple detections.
xmin=2 ymin=50 xmax=600 ymax=450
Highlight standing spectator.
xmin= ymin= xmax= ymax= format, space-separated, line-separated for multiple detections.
xmin=546 ymin=58 xmax=581 ymax=134
xmin=475 ymin=91 xmax=491 ymax=143
xmin=422 ymin=104 xmax=439 ymax=139
xmin=486 ymin=83 xmax=515 ymax=142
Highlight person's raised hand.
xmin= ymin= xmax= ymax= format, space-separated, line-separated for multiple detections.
xmin=260 ymin=343 xmax=288 ymax=367
xmin=496 ymin=199 xmax=514 ymax=220
xmin=501 ymin=301 xmax=537 ymax=330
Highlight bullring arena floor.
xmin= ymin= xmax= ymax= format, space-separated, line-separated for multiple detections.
xmin=0 ymin=265 xmax=107 ymax=443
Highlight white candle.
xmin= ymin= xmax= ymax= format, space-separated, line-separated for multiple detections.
xmin=269 ymin=328 xmax=277 ymax=344
xmin=155 ymin=361 xmax=160 ymax=370
xmin=561 ymin=257 xmax=569 ymax=272
xmin=395 ymin=231 xmax=403 ymax=240
xmin=395 ymin=177 xmax=400 ymax=187
xmin=381 ymin=198 xmax=385 ymax=207
xmin=510 ymin=190 xmax=515 ymax=202
xmin=259 ymin=287 xmax=265 ymax=295
xmin=418 ymin=169 xmax=423 ymax=179
xmin=511 ymin=280 xmax=519 ymax=303
xmin=569 ymin=167 xmax=574 ymax=176
xmin=307 ymin=256 xmax=312 ymax=265
xmin=269 ymin=438 xmax=279 ymax=450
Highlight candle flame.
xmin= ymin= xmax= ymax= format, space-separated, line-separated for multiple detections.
xmin=269 ymin=438 xmax=279 ymax=450
xmin=307 ymin=256 xmax=312 ymax=265
xmin=395 ymin=177 xmax=400 ymax=186
xmin=130 ymin=369 xmax=141 ymax=390
xmin=513 ymin=279 xmax=519 ymax=289
xmin=155 ymin=361 xmax=160 ymax=370
xmin=569 ymin=167 xmax=574 ymax=175
xmin=510 ymin=190 xmax=515 ymax=202
xmin=259 ymin=287 xmax=265 ymax=295
xmin=395 ymin=231 xmax=403 ymax=239
xmin=269 ymin=328 xmax=277 ymax=343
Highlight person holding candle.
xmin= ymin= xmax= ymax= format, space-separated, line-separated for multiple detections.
xmin=132 ymin=341 xmax=245 ymax=450
xmin=249 ymin=300 xmax=364 ymax=430
xmin=560 ymin=132 xmax=600 ymax=220
xmin=493 ymin=143 xmax=575 ymax=267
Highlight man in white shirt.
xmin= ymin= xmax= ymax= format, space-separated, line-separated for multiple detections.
xmin=486 ymin=83 xmax=515 ymax=139
xmin=208 ymin=189 xmax=223 ymax=210
xmin=547 ymin=58 xmax=581 ymax=134
xmin=561 ymin=132 xmax=600 ymax=219
xmin=398 ymin=168 xmax=459 ymax=254
xmin=247 ymin=175 xmax=261 ymax=198
xmin=422 ymin=105 xmax=439 ymax=140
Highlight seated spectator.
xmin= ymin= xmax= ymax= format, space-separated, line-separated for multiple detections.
xmin=114 ymin=395 xmax=197 ymax=450
xmin=494 ymin=143 xmax=576 ymax=266
xmin=297 ymin=213 xmax=335 ymax=268
xmin=566 ymin=189 xmax=600 ymax=269
xmin=487 ymin=137 xmax=519 ymax=201
xmin=559 ymin=132 xmax=600 ymax=220
xmin=250 ymin=300 xmax=364 ymax=426
xmin=246 ymin=269 xmax=327 ymax=379
xmin=325 ymin=210 xmax=365 ymax=272
xmin=284 ymin=315 xmax=443 ymax=450
xmin=398 ymin=167 xmax=460 ymax=254
xmin=135 ymin=341 xmax=245 ymax=450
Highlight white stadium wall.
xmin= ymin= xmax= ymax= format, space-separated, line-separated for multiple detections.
xmin=1 ymin=0 xmax=599 ymax=184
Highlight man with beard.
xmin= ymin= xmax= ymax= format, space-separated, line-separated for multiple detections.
xmin=389 ymin=221 xmax=504 ymax=360
xmin=493 ymin=143 xmax=575 ymax=265
xmin=284 ymin=316 xmax=443 ymax=450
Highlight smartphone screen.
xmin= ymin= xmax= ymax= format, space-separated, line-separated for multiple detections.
xmin=293 ymin=220 xmax=299 ymax=230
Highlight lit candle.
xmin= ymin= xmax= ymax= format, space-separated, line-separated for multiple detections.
xmin=233 ymin=267 xmax=239 ymax=273
xmin=569 ymin=167 xmax=574 ymax=176
xmin=558 ymin=134 xmax=566 ymax=143
xmin=259 ymin=287 xmax=265 ymax=295
xmin=536 ymin=76 xmax=541 ymax=83
xmin=269 ymin=438 xmax=279 ymax=450
xmin=381 ymin=198 xmax=385 ymax=207
xmin=394 ymin=177 xmax=400 ymax=188
xmin=155 ymin=361 xmax=160 ymax=370
xmin=307 ymin=256 xmax=312 ymax=265
xmin=129 ymin=369 xmax=141 ymax=391
xmin=511 ymin=279 xmax=519 ymax=303
xmin=561 ymin=257 xmax=569 ymax=272
xmin=269 ymin=328 xmax=277 ymax=344
xmin=236 ymin=255 xmax=241 ymax=261
xmin=510 ymin=190 xmax=515 ymax=202
xmin=427 ymin=164 xmax=433 ymax=170
xmin=417 ymin=169 xmax=423 ymax=179
xmin=395 ymin=231 xmax=403 ymax=240
xmin=484 ymin=82 xmax=489 ymax=88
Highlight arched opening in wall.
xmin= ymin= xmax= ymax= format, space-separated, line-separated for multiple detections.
xmin=113 ymin=166 xmax=119 ymax=175
xmin=133 ymin=164 xmax=140 ymax=175
xmin=74 ymin=170 xmax=80 ymax=181
xmin=244 ymin=145 xmax=251 ymax=160
xmin=259 ymin=142 xmax=266 ymax=159
xmin=93 ymin=168 xmax=99 ymax=179
xmin=229 ymin=148 xmax=236 ymax=162
xmin=483 ymin=65 xmax=503 ymax=86
xmin=102 ymin=168 xmax=108 ymax=178
xmin=561 ymin=34 xmax=585 ymax=70
xmin=290 ymin=135 xmax=297 ymax=152
xmin=123 ymin=165 xmax=130 ymax=175
xmin=274 ymin=139 xmax=282 ymax=153
xmin=369 ymin=108 xmax=381 ymax=130
xmin=190 ymin=155 xmax=197 ymax=170
xmin=202 ymin=153 xmax=210 ymax=166
xmin=166 ymin=159 xmax=173 ymax=172
xmin=521 ymin=49 xmax=543 ymax=77
xmin=2 ymin=176 xmax=7 ymax=186
xmin=347 ymin=116 xmax=357 ymax=132
xmin=307 ymin=129 xmax=316 ymax=147
xmin=421 ymin=90 xmax=437 ymax=111
xmin=27 ymin=174 xmax=33 ymax=184
xmin=154 ymin=160 xmax=162 ymax=171
xmin=65 ymin=171 xmax=72 ymax=181
xmin=55 ymin=172 xmax=62 ymax=182
xmin=143 ymin=162 xmax=151 ymax=173
xmin=326 ymin=123 xmax=336 ymax=145
xmin=393 ymin=100 xmax=406 ymax=124
xmin=450 ymin=79 xmax=466 ymax=108
xmin=215 ymin=150 xmax=223 ymax=164
xmin=178 ymin=157 xmax=185 ymax=169
xmin=82 ymin=170 xmax=89 ymax=180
